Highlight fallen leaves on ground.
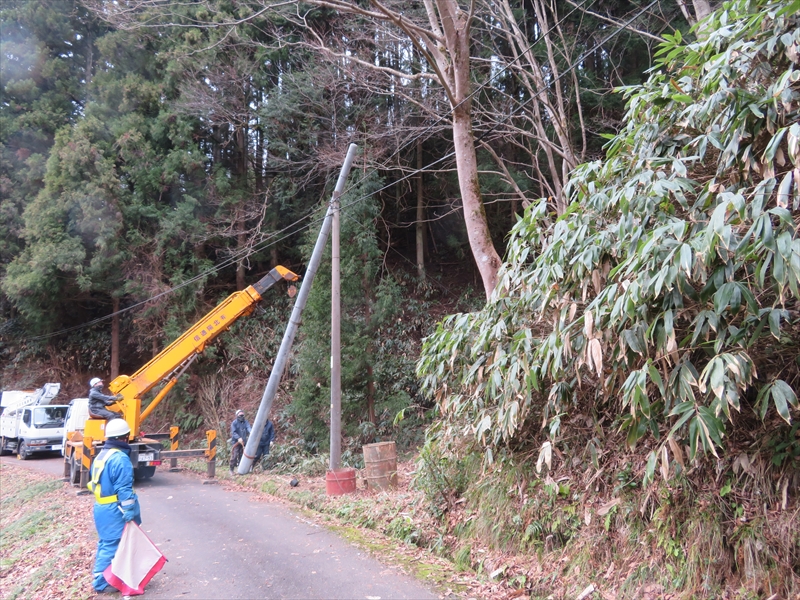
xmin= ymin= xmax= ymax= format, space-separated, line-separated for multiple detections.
xmin=0 ymin=462 xmax=97 ymax=600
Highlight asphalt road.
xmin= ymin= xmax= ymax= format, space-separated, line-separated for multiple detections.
xmin=2 ymin=454 xmax=440 ymax=600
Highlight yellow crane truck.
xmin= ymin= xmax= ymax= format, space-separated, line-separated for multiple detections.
xmin=63 ymin=266 xmax=299 ymax=487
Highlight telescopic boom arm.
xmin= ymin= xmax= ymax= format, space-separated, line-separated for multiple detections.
xmin=107 ymin=266 xmax=299 ymax=436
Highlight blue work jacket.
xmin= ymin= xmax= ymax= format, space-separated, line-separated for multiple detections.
xmin=260 ymin=420 xmax=275 ymax=446
xmin=231 ymin=417 xmax=251 ymax=443
xmin=91 ymin=441 xmax=141 ymax=541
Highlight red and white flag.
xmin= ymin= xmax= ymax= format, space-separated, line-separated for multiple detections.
xmin=103 ymin=522 xmax=167 ymax=596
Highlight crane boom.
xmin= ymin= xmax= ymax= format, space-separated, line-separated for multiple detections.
xmin=105 ymin=266 xmax=299 ymax=436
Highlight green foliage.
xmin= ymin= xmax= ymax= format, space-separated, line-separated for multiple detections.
xmin=0 ymin=0 xmax=103 ymax=272
xmin=174 ymin=407 xmax=204 ymax=433
xmin=1 ymin=6 xmax=213 ymax=337
xmin=418 ymin=0 xmax=800 ymax=477
xmin=453 ymin=544 xmax=472 ymax=571
xmin=291 ymin=172 xmax=419 ymax=446
xmin=386 ymin=514 xmax=422 ymax=546
xmin=413 ymin=437 xmax=471 ymax=519
xmin=261 ymin=438 xmax=364 ymax=474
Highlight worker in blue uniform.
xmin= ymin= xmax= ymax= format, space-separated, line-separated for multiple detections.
xmin=88 ymin=418 xmax=142 ymax=593
xmin=254 ymin=419 xmax=275 ymax=465
xmin=229 ymin=409 xmax=251 ymax=473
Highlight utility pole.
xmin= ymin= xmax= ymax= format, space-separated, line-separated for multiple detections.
xmin=239 ymin=143 xmax=358 ymax=475
xmin=330 ymin=173 xmax=342 ymax=470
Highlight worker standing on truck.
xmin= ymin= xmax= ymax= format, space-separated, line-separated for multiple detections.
xmin=88 ymin=378 xmax=123 ymax=421
xmin=88 ymin=419 xmax=142 ymax=593
xmin=229 ymin=409 xmax=251 ymax=473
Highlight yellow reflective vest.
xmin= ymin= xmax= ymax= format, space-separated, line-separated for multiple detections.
xmin=88 ymin=448 xmax=122 ymax=505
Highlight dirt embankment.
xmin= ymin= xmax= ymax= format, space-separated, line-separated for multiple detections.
xmin=0 ymin=463 xmax=96 ymax=600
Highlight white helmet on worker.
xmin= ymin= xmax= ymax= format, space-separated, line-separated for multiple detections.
xmin=90 ymin=377 xmax=103 ymax=387
xmin=105 ymin=419 xmax=131 ymax=439
xmin=236 ymin=409 xmax=245 ymax=417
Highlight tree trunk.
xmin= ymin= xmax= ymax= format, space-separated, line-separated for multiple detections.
xmin=270 ymin=212 xmax=279 ymax=268
xmin=433 ymin=0 xmax=501 ymax=298
xmin=84 ymin=33 xmax=93 ymax=89
xmin=452 ymin=105 xmax=500 ymax=297
xmin=677 ymin=0 xmax=713 ymax=29
xmin=235 ymin=122 xmax=248 ymax=291
xmin=111 ymin=296 xmax=120 ymax=379
xmin=236 ymin=211 xmax=246 ymax=291
xmin=255 ymin=116 xmax=264 ymax=197
xmin=416 ymin=138 xmax=426 ymax=280
xmin=366 ymin=363 xmax=376 ymax=425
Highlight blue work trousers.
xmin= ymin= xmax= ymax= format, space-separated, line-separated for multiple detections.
xmin=92 ymin=502 xmax=141 ymax=591
xmin=92 ymin=537 xmax=121 ymax=591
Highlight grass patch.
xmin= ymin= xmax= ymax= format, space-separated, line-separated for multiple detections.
xmin=260 ymin=479 xmax=279 ymax=494
xmin=0 ymin=464 xmax=95 ymax=600
xmin=331 ymin=524 xmax=467 ymax=594
xmin=0 ymin=479 xmax=61 ymax=506
xmin=2 ymin=509 xmax=52 ymax=542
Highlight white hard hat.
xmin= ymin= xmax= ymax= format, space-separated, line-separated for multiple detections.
xmin=90 ymin=377 xmax=102 ymax=387
xmin=105 ymin=419 xmax=131 ymax=438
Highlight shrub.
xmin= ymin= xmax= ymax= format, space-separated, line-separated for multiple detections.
xmin=418 ymin=0 xmax=800 ymax=477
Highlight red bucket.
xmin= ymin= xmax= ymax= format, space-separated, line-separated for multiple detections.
xmin=326 ymin=468 xmax=356 ymax=495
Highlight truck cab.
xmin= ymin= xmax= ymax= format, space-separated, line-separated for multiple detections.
xmin=61 ymin=398 xmax=89 ymax=457
xmin=0 ymin=404 xmax=69 ymax=459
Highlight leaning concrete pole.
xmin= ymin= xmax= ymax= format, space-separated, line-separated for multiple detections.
xmin=239 ymin=143 xmax=358 ymax=475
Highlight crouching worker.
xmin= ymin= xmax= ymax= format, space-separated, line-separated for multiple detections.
xmin=88 ymin=419 xmax=142 ymax=593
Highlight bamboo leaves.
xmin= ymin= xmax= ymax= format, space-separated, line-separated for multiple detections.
xmin=757 ymin=381 xmax=799 ymax=423
xmin=417 ymin=0 xmax=800 ymax=477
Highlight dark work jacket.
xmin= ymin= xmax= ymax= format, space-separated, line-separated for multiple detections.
xmin=89 ymin=387 xmax=118 ymax=415
xmin=230 ymin=417 xmax=251 ymax=443
xmin=259 ymin=420 xmax=275 ymax=447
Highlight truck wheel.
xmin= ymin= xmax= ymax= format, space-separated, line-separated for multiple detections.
xmin=0 ymin=437 xmax=10 ymax=456
xmin=69 ymin=454 xmax=81 ymax=485
xmin=17 ymin=441 xmax=29 ymax=460
xmin=133 ymin=466 xmax=156 ymax=481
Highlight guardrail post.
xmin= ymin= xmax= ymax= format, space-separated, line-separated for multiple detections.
xmin=169 ymin=426 xmax=180 ymax=471
xmin=77 ymin=436 xmax=94 ymax=495
xmin=203 ymin=429 xmax=217 ymax=485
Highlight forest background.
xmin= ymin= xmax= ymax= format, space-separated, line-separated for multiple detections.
xmin=1 ymin=0 xmax=798 ymax=597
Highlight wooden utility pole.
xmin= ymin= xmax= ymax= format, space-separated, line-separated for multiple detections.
xmin=330 ymin=168 xmax=342 ymax=470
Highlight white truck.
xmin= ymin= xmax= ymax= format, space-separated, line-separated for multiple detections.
xmin=0 ymin=383 xmax=69 ymax=459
